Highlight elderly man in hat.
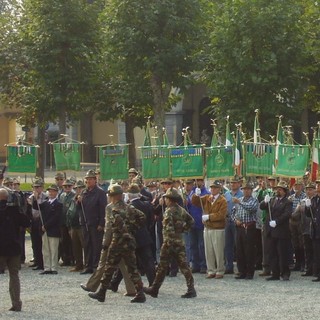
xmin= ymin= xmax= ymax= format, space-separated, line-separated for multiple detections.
xmin=0 ymin=188 xmax=30 ymax=311
xmin=66 ymin=180 xmax=85 ymax=272
xmin=128 ymin=168 xmax=139 ymax=183
xmin=27 ymin=178 xmax=47 ymax=271
xmin=305 ymin=179 xmax=320 ymax=282
xmin=192 ymin=180 xmax=227 ymax=279
xmin=224 ymin=175 xmax=243 ymax=274
xmin=260 ymin=181 xmax=293 ymax=280
xmin=233 ymin=182 xmax=259 ymax=279
xmin=288 ymin=179 xmax=306 ymax=271
xmin=59 ymin=179 xmax=76 ymax=267
xmin=187 ymin=178 xmax=210 ymax=274
xmin=78 ymin=170 xmax=107 ymax=274
xmin=88 ymin=184 xmax=146 ymax=303
xmin=54 ymin=172 xmax=65 ymax=199
xmin=33 ymin=184 xmax=63 ymax=274
xmin=292 ymin=182 xmax=316 ymax=277
xmin=144 ymin=187 xmax=196 ymax=299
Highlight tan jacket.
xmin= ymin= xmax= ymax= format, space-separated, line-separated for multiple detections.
xmin=192 ymin=194 xmax=227 ymax=229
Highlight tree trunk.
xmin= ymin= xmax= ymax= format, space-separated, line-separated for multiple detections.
xmin=80 ymin=112 xmax=95 ymax=162
xmin=36 ymin=125 xmax=46 ymax=179
xmin=150 ymin=74 xmax=171 ymax=143
xmin=125 ymin=119 xmax=136 ymax=168
xmin=59 ymin=106 xmax=67 ymax=135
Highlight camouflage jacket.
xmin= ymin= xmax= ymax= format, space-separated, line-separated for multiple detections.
xmin=103 ymin=200 xmax=145 ymax=249
xmin=163 ymin=204 xmax=194 ymax=241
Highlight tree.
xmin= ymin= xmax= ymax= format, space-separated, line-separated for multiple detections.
xmin=100 ymin=0 xmax=206 ymax=139
xmin=203 ymin=0 xmax=311 ymax=136
xmin=15 ymin=0 xmax=105 ymax=133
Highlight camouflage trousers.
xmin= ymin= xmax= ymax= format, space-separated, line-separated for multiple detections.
xmin=153 ymin=239 xmax=194 ymax=288
xmin=101 ymin=244 xmax=142 ymax=291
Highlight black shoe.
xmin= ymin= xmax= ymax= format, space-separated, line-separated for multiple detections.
xmin=312 ymin=277 xmax=320 ymax=282
xmin=80 ymin=284 xmax=91 ymax=292
xmin=107 ymin=282 xmax=119 ymax=292
xmin=33 ymin=266 xmax=44 ymax=271
xmin=245 ymin=275 xmax=254 ymax=280
xmin=88 ymin=287 xmax=107 ymax=302
xmin=191 ymin=268 xmax=200 ymax=273
xmin=51 ymin=271 xmax=58 ymax=275
xmin=224 ymin=269 xmax=234 ymax=275
xmin=301 ymin=272 xmax=313 ymax=277
xmin=266 ymin=276 xmax=280 ymax=281
xmin=181 ymin=287 xmax=197 ymax=298
xmin=143 ymin=286 xmax=159 ymax=298
xmin=9 ymin=306 xmax=21 ymax=312
xmin=80 ymin=269 xmax=93 ymax=275
xmin=235 ymin=274 xmax=246 ymax=280
xmin=39 ymin=270 xmax=52 ymax=275
xmin=130 ymin=291 xmax=146 ymax=303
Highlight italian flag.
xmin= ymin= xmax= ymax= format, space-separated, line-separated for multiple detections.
xmin=312 ymin=139 xmax=319 ymax=181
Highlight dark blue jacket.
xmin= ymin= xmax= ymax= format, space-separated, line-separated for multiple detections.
xmin=37 ymin=199 xmax=63 ymax=238
xmin=187 ymin=186 xmax=210 ymax=230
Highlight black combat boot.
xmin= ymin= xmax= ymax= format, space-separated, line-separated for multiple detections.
xmin=88 ymin=286 xmax=107 ymax=302
xmin=131 ymin=289 xmax=146 ymax=303
xmin=181 ymin=285 xmax=197 ymax=298
xmin=143 ymin=285 xmax=159 ymax=298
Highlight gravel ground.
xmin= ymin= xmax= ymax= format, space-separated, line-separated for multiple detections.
xmin=1 ymin=237 xmax=320 ymax=320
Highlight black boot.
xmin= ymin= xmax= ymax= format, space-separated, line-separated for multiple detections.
xmin=143 ymin=285 xmax=159 ymax=298
xmin=131 ymin=289 xmax=146 ymax=303
xmin=181 ymin=285 xmax=197 ymax=298
xmin=88 ymin=286 xmax=107 ymax=302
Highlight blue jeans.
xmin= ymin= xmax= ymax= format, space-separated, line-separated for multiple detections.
xmin=224 ymin=220 xmax=236 ymax=271
xmin=189 ymin=228 xmax=206 ymax=271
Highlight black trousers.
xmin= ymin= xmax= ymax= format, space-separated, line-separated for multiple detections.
xmin=135 ymin=245 xmax=156 ymax=286
xmin=82 ymin=226 xmax=103 ymax=270
xmin=236 ymin=226 xmax=256 ymax=277
xmin=269 ymin=237 xmax=291 ymax=278
xmin=312 ymin=238 xmax=320 ymax=277
xmin=30 ymin=219 xmax=43 ymax=268
xmin=303 ymin=234 xmax=313 ymax=274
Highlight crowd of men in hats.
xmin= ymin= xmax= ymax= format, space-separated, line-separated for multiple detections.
xmin=2 ymin=166 xmax=320 ymax=312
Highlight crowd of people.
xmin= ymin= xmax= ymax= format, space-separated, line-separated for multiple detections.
xmin=1 ymin=168 xmax=320 ymax=312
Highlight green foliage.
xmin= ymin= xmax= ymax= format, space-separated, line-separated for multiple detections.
xmin=203 ymin=0 xmax=311 ymax=136
xmin=12 ymin=0 xmax=106 ymax=128
xmin=100 ymin=0 xmax=206 ymax=130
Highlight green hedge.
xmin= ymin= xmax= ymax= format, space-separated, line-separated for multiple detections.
xmin=19 ymin=183 xmax=52 ymax=191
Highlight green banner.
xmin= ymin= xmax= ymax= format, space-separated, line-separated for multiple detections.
xmin=7 ymin=145 xmax=37 ymax=173
xmin=141 ymin=147 xmax=170 ymax=179
xmin=99 ymin=145 xmax=128 ymax=180
xmin=205 ymin=146 xmax=234 ymax=178
xmin=53 ymin=143 xmax=80 ymax=171
xmin=275 ymin=144 xmax=310 ymax=177
xmin=170 ymin=145 xmax=204 ymax=179
xmin=244 ymin=143 xmax=275 ymax=176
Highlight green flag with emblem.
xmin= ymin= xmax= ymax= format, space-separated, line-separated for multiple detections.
xmin=275 ymin=144 xmax=310 ymax=177
xmin=7 ymin=145 xmax=37 ymax=173
xmin=170 ymin=145 xmax=204 ymax=178
xmin=99 ymin=145 xmax=128 ymax=180
xmin=205 ymin=146 xmax=234 ymax=178
xmin=141 ymin=146 xmax=170 ymax=179
xmin=53 ymin=143 xmax=80 ymax=171
xmin=244 ymin=143 xmax=275 ymax=176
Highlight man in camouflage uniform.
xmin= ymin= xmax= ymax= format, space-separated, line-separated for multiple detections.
xmin=144 ymin=187 xmax=196 ymax=298
xmin=88 ymin=184 xmax=146 ymax=303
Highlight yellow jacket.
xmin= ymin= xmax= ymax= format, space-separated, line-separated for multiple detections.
xmin=191 ymin=194 xmax=227 ymax=229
